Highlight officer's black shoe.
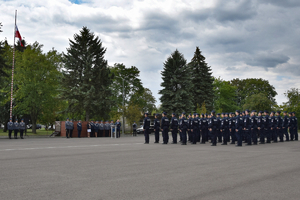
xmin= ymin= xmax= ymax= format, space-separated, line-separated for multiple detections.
xmin=15 ymin=137 xmax=17 ymax=139
xmin=200 ymin=142 xmax=205 ymax=144
xmin=162 ymin=143 xmax=167 ymax=145
xmin=211 ymin=144 xmax=216 ymax=146
xmin=273 ymin=141 xmax=278 ymax=143
xmin=279 ymin=141 xmax=284 ymax=142
xmin=230 ymin=142 xmax=235 ymax=144
xmin=246 ymin=144 xmax=252 ymax=146
xmin=21 ymin=137 xmax=24 ymax=139
xmin=253 ymin=143 xmax=257 ymax=145
xmin=182 ymin=143 xmax=187 ymax=145
xmin=179 ymin=140 xmax=182 ymax=143
xmin=236 ymin=145 xmax=242 ymax=147
xmin=154 ymin=142 xmax=158 ymax=143
xmin=221 ymin=143 xmax=227 ymax=145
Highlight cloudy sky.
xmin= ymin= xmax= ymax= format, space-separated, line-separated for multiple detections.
xmin=1 ymin=0 xmax=300 ymax=106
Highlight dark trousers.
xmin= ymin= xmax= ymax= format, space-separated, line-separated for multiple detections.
xmin=133 ymin=129 xmax=137 ymax=136
xmin=70 ymin=130 xmax=73 ymax=138
xmin=117 ymin=129 xmax=120 ymax=138
xmin=181 ymin=129 xmax=187 ymax=144
xmin=8 ymin=130 xmax=13 ymax=139
xmin=155 ymin=129 xmax=159 ymax=142
xmin=222 ymin=129 xmax=228 ymax=144
xmin=295 ymin=127 xmax=298 ymax=140
xmin=217 ymin=130 xmax=222 ymax=142
xmin=98 ymin=130 xmax=103 ymax=137
xmin=91 ymin=129 xmax=95 ymax=137
xmin=201 ymin=129 xmax=207 ymax=143
xmin=14 ymin=129 xmax=18 ymax=138
xmin=172 ymin=129 xmax=178 ymax=143
xmin=246 ymin=130 xmax=252 ymax=144
xmin=20 ymin=130 xmax=24 ymax=138
xmin=144 ymin=128 xmax=149 ymax=143
xmin=78 ymin=130 xmax=81 ymax=138
xmin=192 ymin=129 xmax=197 ymax=144
xmin=277 ymin=128 xmax=283 ymax=142
xmin=188 ymin=130 xmax=192 ymax=141
xmin=252 ymin=129 xmax=257 ymax=144
xmin=196 ymin=129 xmax=200 ymax=142
xmin=163 ymin=127 xmax=169 ymax=144
xmin=179 ymin=130 xmax=182 ymax=141
xmin=283 ymin=128 xmax=289 ymax=141
xmin=236 ymin=129 xmax=242 ymax=146
xmin=231 ymin=129 xmax=236 ymax=143
xmin=66 ymin=129 xmax=70 ymax=138
xmin=259 ymin=129 xmax=265 ymax=143
xmin=266 ymin=128 xmax=271 ymax=143
xmin=272 ymin=129 xmax=277 ymax=141
xmin=211 ymin=129 xmax=217 ymax=145
xmin=105 ymin=130 xmax=109 ymax=137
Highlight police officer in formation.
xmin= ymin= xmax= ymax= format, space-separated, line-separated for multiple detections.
xmin=7 ymin=118 xmax=14 ymax=139
xmin=77 ymin=120 xmax=82 ymax=138
xmin=153 ymin=114 xmax=160 ymax=143
xmin=170 ymin=113 xmax=179 ymax=144
xmin=143 ymin=113 xmax=150 ymax=144
xmin=69 ymin=119 xmax=74 ymax=138
xmin=104 ymin=121 xmax=110 ymax=137
xmin=132 ymin=121 xmax=137 ymax=136
xmin=99 ymin=121 xmax=104 ymax=137
xmin=161 ymin=112 xmax=170 ymax=144
xmin=65 ymin=118 xmax=71 ymax=138
xmin=19 ymin=119 xmax=26 ymax=139
xmin=116 ymin=119 xmax=121 ymax=138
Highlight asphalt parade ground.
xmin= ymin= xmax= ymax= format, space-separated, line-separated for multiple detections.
xmin=1 ymin=135 xmax=300 ymax=200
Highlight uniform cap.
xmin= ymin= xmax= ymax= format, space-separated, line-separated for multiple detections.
xmin=66 ymin=118 xmax=69 ymax=120
xmin=225 ymin=113 xmax=228 ymax=115
xmin=172 ymin=113 xmax=176 ymax=116
xmin=235 ymin=110 xmax=240 ymax=114
xmin=162 ymin=112 xmax=166 ymax=115
xmin=242 ymin=111 xmax=245 ymax=114
xmin=193 ymin=113 xmax=197 ymax=116
xmin=156 ymin=114 xmax=159 ymax=117
xmin=276 ymin=111 xmax=281 ymax=114
xmin=21 ymin=119 xmax=24 ymax=121
xmin=211 ymin=110 xmax=215 ymax=114
xmin=289 ymin=112 xmax=292 ymax=115
xmin=201 ymin=113 xmax=204 ymax=116
xmin=258 ymin=111 xmax=263 ymax=114
xmin=271 ymin=111 xmax=275 ymax=114
xmin=251 ymin=110 xmax=256 ymax=113
xmin=217 ymin=113 xmax=220 ymax=116
xmin=264 ymin=110 xmax=269 ymax=113
xmin=145 ymin=112 xmax=148 ymax=115
xmin=292 ymin=112 xmax=295 ymax=114
xmin=283 ymin=111 xmax=287 ymax=113
xmin=9 ymin=118 xmax=12 ymax=120
xmin=182 ymin=112 xmax=186 ymax=115
xmin=245 ymin=109 xmax=250 ymax=112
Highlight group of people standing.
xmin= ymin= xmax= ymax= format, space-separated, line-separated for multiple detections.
xmin=65 ymin=118 xmax=122 ymax=138
xmin=143 ymin=110 xmax=298 ymax=146
xmin=7 ymin=118 xmax=26 ymax=139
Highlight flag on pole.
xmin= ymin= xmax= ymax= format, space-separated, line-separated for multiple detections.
xmin=15 ymin=25 xmax=24 ymax=47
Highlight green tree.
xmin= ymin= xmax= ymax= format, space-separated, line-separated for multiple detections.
xmin=130 ymin=88 xmax=156 ymax=114
xmin=230 ymin=78 xmax=277 ymax=107
xmin=159 ymin=49 xmax=193 ymax=115
xmin=110 ymin=63 xmax=144 ymax=106
xmin=242 ymin=93 xmax=274 ymax=111
xmin=14 ymin=42 xmax=61 ymax=133
xmin=124 ymin=101 xmax=143 ymax=133
xmin=283 ymin=88 xmax=300 ymax=127
xmin=61 ymin=27 xmax=113 ymax=121
xmin=213 ymin=77 xmax=238 ymax=113
xmin=188 ymin=47 xmax=214 ymax=111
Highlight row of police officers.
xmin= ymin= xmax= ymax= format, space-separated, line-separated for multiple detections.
xmin=65 ymin=118 xmax=121 ymax=138
xmin=143 ymin=110 xmax=298 ymax=146
xmin=7 ymin=118 xmax=26 ymax=139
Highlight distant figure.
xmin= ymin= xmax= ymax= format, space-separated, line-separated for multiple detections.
xmin=65 ymin=118 xmax=70 ymax=138
xmin=115 ymin=119 xmax=121 ymax=138
xmin=70 ymin=119 xmax=74 ymax=138
xmin=110 ymin=120 xmax=115 ymax=137
xmin=13 ymin=119 xmax=19 ymax=139
xmin=143 ymin=113 xmax=150 ymax=144
xmin=153 ymin=114 xmax=160 ymax=143
xmin=77 ymin=120 xmax=82 ymax=138
xmin=90 ymin=120 xmax=95 ymax=137
xmin=99 ymin=121 xmax=104 ymax=137
xmin=104 ymin=121 xmax=110 ymax=137
xmin=132 ymin=121 xmax=137 ymax=136
xmin=94 ymin=121 xmax=99 ymax=138
xmin=19 ymin=119 xmax=25 ymax=139
xmin=87 ymin=121 xmax=92 ymax=138
xmin=7 ymin=118 xmax=14 ymax=139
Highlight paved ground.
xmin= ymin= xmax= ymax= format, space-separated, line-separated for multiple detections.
xmin=0 ymin=135 xmax=300 ymax=200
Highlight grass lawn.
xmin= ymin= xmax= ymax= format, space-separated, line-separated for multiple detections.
xmin=0 ymin=128 xmax=55 ymax=137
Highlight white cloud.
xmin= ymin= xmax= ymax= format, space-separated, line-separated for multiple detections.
xmin=1 ymin=0 xmax=300 ymax=107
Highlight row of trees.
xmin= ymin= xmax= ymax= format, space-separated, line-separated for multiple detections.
xmin=159 ymin=48 xmax=300 ymax=126
xmin=0 ymin=26 xmax=156 ymax=133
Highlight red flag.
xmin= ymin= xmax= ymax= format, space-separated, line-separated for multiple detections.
xmin=15 ymin=25 xmax=24 ymax=47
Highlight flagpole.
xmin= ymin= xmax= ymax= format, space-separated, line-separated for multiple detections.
xmin=10 ymin=10 xmax=17 ymax=119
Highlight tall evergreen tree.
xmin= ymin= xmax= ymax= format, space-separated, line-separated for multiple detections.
xmin=159 ymin=49 xmax=193 ymax=115
xmin=188 ymin=47 xmax=214 ymax=111
xmin=61 ymin=27 xmax=113 ymax=121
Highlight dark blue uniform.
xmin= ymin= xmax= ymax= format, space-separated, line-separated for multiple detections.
xmin=293 ymin=115 xmax=298 ymax=140
xmin=191 ymin=116 xmax=199 ymax=144
xmin=90 ymin=122 xmax=95 ymax=137
xmin=216 ymin=115 xmax=222 ymax=142
xmin=282 ymin=115 xmax=289 ymax=141
xmin=276 ymin=114 xmax=283 ymax=142
xmin=13 ymin=121 xmax=19 ymax=139
xmin=19 ymin=121 xmax=25 ymax=139
xmin=229 ymin=116 xmax=236 ymax=144
xmin=188 ymin=116 xmax=193 ymax=142
xmin=235 ymin=114 xmax=243 ymax=146
xmin=7 ymin=121 xmax=14 ymax=139
xmin=250 ymin=115 xmax=258 ymax=145
xmin=208 ymin=115 xmax=217 ymax=146
xmin=180 ymin=116 xmax=188 ymax=145
xmin=132 ymin=122 xmax=137 ymax=136
xmin=65 ymin=120 xmax=71 ymax=138
xmin=264 ymin=114 xmax=271 ymax=143
xmin=154 ymin=118 xmax=160 ymax=143
xmin=270 ymin=114 xmax=276 ymax=142
xmin=143 ymin=116 xmax=151 ymax=143
xmin=94 ymin=122 xmax=99 ymax=137
xmin=200 ymin=116 xmax=208 ymax=143
xmin=257 ymin=115 xmax=265 ymax=144
xmin=221 ymin=116 xmax=229 ymax=145
xmin=116 ymin=121 xmax=121 ymax=138
xmin=171 ymin=116 xmax=179 ymax=144
xmin=161 ymin=115 xmax=169 ymax=144
xmin=77 ymin=122 xmax=82 ymax=138
xmin=99 ymin=122 xmax=104 ymax=137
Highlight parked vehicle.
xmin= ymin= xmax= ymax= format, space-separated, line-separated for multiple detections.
xmin=136 ymin=125 xmax=154 ymax=134
xmin=27 ymin=124 xmax=42 ymax=129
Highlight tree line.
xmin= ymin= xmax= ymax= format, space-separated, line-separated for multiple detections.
xmin=159 ymin=48 xmax=300 ymax=127
xmin=1 ymin=25 xmax=300 ymax=132
xmin=0 ymin=26 xmax=156 ymax=133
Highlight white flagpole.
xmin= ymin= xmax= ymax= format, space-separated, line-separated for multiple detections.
xmin=10 ymin=10 xmax=17 ymax=119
